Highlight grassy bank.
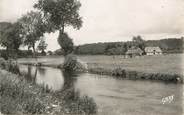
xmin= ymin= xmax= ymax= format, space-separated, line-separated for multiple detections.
xmin=87 ymin=67 xmax=183 ymax=83
xmin=20 ymin=61 xmax=184 ymax=83
xmin=0 ymin=69 xmax=97 ymax=114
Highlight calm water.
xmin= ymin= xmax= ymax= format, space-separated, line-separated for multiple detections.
xmin=19 ymin=65 xmax=183 ymax=115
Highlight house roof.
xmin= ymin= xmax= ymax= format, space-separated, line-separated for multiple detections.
xmin=145 ymin=47 xmax=162 ymax=53
xmin=126 ymin=47 xmax=143 ymax=55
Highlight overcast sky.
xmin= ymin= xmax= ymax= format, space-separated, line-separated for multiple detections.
xmin=0 ymin=0 xmax=184 ymax=51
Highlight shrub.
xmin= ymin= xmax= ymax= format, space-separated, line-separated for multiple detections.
xmin=0 ymin=95 xmax=19 ymax=114
xmin=0 ymin=76 xmax=46 ymax=114
xmin=126 ymin=71 xmax=138 ymax=79
xmin=112 ymin=68 xmax=126 ymax=78
xmin=76 ymin=96 xmax=97 ymax=114
xmin=0 ymin=59 xmax=20 ymax=74
xmin=22 ymin=96 xmax=46 ymax=114
xmin=0 ymin=58 xmax=7 ymax=69
xmin=1 ymin=51 xmax=9 ymax=60
xmin=63 ymin=54 xmax=87 ymax=72
xmin=61 ymin=89 xmax=97 ymax=114
xmin=6 ymin=60 xmax=20 ymax=74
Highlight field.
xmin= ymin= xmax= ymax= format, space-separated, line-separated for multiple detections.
xmin=83 ymin=54 xmax=184 ymax=75
xmin=18 ymin=54 xmax=184 ymax=75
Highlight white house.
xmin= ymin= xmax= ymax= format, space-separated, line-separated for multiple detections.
xmin=145 ymin=47 xmax=162 ymax=55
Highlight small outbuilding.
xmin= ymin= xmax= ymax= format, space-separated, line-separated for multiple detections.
xmin=145 ymin=47 xmax=162 ymax=55
xmin=125 ymin=47 xmax=143 ymax=58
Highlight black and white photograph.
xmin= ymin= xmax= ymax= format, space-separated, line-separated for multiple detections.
xmin=0 ymin=0 xmax=183 ymax=115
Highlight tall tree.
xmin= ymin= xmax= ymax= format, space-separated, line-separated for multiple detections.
xmin=37 ymin=37 xmax=48 ymax=55
xmin=132 ymin=35 xmax=144 ymax=43
xmin=0 ymin=22 xmax=23 ymax=59
xmin=19 ymin=11 xmax=46 ymax=57
xmin=34 ymin=0 xmax=82 ymax=34
xmin=34 ymin=0 xmax=82 ymax=55
xmin=57 ymin=32 xmax=73 ymax=55
xmin=132 ymin=35 xmax=145 ymax=50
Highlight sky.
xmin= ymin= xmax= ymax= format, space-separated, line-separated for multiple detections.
xmin=0 ymin=0 xmax=184 ymax=51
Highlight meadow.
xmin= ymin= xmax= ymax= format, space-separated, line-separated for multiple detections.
xmin=19 ymin=54 xmax=184 ymax=75
xmin=84 ymin=54 xmax=184 ymax=75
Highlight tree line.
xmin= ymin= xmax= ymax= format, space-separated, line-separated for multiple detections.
xmin=0 ymin=0 xmax=82 ymax=60
xmin=74 ymin=37 xmax=183 ymax=55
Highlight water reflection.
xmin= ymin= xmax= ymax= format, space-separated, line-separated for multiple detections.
xmin=19 ymin=65 xmax=64 ymax=91
xmin=37 ymin=67 xmax=46 ymax=76
xmin=22 ymin=65 xmax=37 ymax=83
xmin=19 ymin=65 xmax=81 ymax=92
xmin=60 ymin=71 xmax=97 ymax=114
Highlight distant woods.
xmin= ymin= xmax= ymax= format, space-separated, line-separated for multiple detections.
xmin=74 ymin=37 xmax=184 ymax=55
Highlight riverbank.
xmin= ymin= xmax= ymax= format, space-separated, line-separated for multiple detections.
xmin=0 ymin=68 xmax=97 ymax=114
xmin=19 ymin=61 xmax=183 ymax=83
xmin=87 ymin=67 xmax=183 ymax=83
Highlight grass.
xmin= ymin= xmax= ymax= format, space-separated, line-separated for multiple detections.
xmin=0 ymin=70 xmax=48 ymax=114
xmin=84 ymin=54 xmax=183 ymax=75
xmin=85 ymin=54 xmax=183 ymax=83
xmin=18 ymin=54 xmax=184 ymax=75
xmin=88 ymin=67 xmax=183 ymax=83
xmin=0 ymin=69 xmax=97 ymax=114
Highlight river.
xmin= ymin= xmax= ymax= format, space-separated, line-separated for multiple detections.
xmin=19 ymin=65 xmax=183 ymax=115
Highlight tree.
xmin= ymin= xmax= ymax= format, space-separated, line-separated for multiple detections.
xmin=132 ymin=35 xmax=145 ymax=50
xmin=19 ymin=11 xmax=46 ymax=57
xmin=34 ymin=0 xmax=82 ymax=55
xmin=57 ymin=32 xmax=73 ymax=55
xmin=0 ymin=22 xmax=23 ymax=59
xmin=132 ymin=35 xmax=144 ymax=43
xmin=34 ymin=0 xmax=82 ymax=34
xmin=37 ymin=37 xmax=48 ymax=55
xmin=54 ymin=49 xmax=64 ymax=55
xmin=47 ymin=50 xmax=53 ymax=55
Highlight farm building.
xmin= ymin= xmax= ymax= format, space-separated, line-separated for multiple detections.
xmin=125 ymin=47 xmax=143 ymax=58
xmin=145 ymin=47 xmax=162 ymax=55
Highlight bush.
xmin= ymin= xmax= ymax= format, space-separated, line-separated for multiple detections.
xmin=63 ymin=54 xmax=87 ymax=72
xmin=0 ymin=76 xmax=46 ymax=114
xmin=126 ymin=71 xmax=137 ymax=79
xmin=61 ymin=88 xmax=97 ymax=114
xmin=6 ymin=60 xmax=20 ymax=74
xmin=0 ymin=58 xmax=7 ymax=69
xmin=22 ymin=96 xmax=46 ymax=114
xmin=0 ymin=59 xmax=20 ymax=74
xmin=112 ymin=68 xmax=126 ymax=77
xmin=0 ymin=95 xmax=19 ymax=114
xmin=88 ymin=66 xmax=183 ymax=83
